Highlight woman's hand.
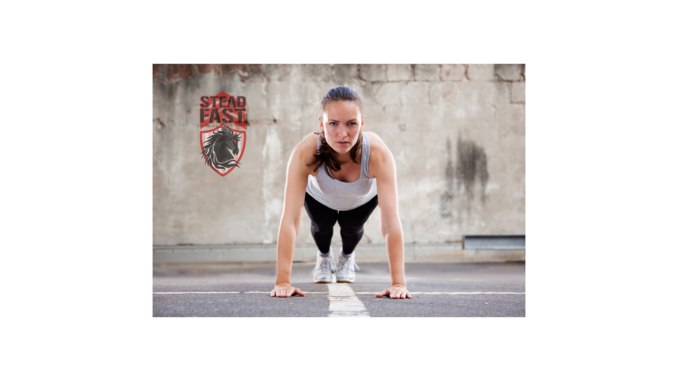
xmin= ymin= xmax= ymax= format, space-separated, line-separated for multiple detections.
xmin=376 ymin=284 xmax=412 ymax=299
xmin=270 ymin=283 xmax=306 ymax=298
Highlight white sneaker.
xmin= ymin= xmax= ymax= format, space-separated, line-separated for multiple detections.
xmin=336 ymin=249 xmax=359 ymax=283
xmin=312 ymin=248 xmax=335 ymax=283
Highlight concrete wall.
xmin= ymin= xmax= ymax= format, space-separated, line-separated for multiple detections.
xmin=153 ymin=64 xmax=525 ymax=247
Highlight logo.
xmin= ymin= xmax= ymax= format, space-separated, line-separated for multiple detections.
xmin=199 ymin=92 xmax=247 ymax=177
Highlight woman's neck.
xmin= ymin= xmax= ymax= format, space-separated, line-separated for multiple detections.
xmin=335 ymin=150 xmax=352 ymax=162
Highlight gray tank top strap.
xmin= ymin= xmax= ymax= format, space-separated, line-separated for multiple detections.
xmin=360 ymin=132 xmax=370 ymax=179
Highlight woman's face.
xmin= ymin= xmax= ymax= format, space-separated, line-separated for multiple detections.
xmin=320 ymin=101 xmax=364 ymax=154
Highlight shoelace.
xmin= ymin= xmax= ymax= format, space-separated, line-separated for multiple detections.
xmin=312 ymin=256 xmax=336 ymax=274
xmin=336 ymin=257 xmax=360 ymax=273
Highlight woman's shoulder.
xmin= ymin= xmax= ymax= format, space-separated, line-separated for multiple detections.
xmin=363 ymin=131 xmax=391 ymax=178
xmin=298 ymin=131 xmax=320 ymax=151
xmin=292 ymin=131 xmax=321 ymax=175
xmin=364 ymin=131 xmax=389 ymax=160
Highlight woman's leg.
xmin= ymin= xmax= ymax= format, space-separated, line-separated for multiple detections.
xmin=336 ymin=195 xmax=379 ymax=255
xmin=303 ymin=192 xmax=339 ymax=254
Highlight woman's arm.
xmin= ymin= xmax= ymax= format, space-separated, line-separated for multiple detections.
xmin=270 ymin=144 xmax=310 ymax=298
xmin=369 ymin=135 xmax=412 ymax=299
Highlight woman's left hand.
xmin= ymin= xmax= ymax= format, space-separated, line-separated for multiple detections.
xmin=376 ymin=284 xmax=412 ymax=299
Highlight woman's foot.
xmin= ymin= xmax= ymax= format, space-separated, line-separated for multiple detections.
xmin=312 ymin=248 xmax=335 ymax=283
xmin=336 ymin=248 xmax=359 ymax=283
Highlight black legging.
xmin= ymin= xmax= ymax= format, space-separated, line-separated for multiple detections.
xmin=304 ymin=192 xmax=379 ymax=255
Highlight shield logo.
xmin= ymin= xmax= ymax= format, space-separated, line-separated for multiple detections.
xmin=199 ymin=91 xmax=247 ymax=177
xmin=200 ymin=124 xmax=247 ymax=177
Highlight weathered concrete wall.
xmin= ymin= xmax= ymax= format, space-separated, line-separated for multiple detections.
xmin=153 ymin=64 xmax=525 ymax=246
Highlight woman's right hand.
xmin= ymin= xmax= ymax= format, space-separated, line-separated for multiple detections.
xmin=270 ymin=283 xmax=306 ymax=298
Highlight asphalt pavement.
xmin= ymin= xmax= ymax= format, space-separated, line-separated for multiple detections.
xmin=153 ymin=262 xmax=525 ymax=317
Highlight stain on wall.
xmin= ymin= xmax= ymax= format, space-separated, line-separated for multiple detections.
xmin=439 ymin=135 xmax=490 ymax=219
xmin=456 ymin=136 xmax=489 ymax=202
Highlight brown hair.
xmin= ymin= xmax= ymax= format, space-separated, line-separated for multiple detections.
xmin=306 ymin=86 xmax=364 ymax=179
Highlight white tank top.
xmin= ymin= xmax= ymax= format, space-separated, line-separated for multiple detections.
xmin=306 ymin=132 xmax=378 ymax=211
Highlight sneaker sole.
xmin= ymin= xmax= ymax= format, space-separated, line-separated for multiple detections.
xmin=313 ymin=276 xmax=333 ymax=283
xmin=336 ymin=277 xmax=355 ymax=283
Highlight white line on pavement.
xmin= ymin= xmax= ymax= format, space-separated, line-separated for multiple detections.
xmin=154 ymin=291 xmax=329 ymax=295
xmin=354 ymin=292 xmax=525 ymax=295
xmin=245 ymin=291 xmax=327 ymax=294
xmin=153 ymin=292 xmax=240 ymax=294
xmin=327 ymin=283 xmax=369 ymax=317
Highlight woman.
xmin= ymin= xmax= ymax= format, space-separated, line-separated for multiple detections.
xmin=270 ymin=86 xmax=411 ymax=299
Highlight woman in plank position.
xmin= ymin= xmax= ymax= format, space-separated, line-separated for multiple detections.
xmin=270 ymin=85 xmax=411 ymax=299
